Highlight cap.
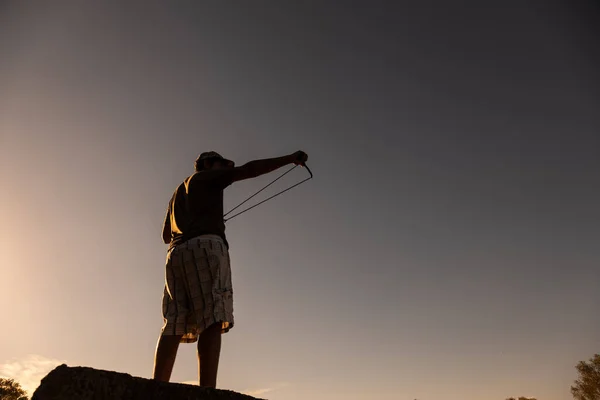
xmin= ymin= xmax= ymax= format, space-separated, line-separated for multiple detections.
xmin=195 ymin=151 xmax=234 ymax=171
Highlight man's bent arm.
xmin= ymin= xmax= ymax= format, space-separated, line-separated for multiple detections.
xmin=162 ymin=207 xmax=171 ymax=244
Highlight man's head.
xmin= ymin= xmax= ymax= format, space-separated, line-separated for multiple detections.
xmin=195 ymin=151 xmax=235 ymax=172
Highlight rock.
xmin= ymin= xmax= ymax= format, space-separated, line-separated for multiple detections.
xmin=32 ymin=364 xmax=263 ymax=400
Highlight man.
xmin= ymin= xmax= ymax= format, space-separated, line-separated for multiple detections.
xmin=153 ymin=150 xmax=308 ymax=388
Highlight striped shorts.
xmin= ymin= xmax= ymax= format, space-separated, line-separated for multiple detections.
xmin=161 ymin=235 xmax=234 ymax=343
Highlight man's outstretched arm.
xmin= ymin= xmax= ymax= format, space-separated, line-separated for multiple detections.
xmin=231 ymin=151 xmax=308 ymax=182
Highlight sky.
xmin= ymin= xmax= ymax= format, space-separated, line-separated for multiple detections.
xmin=1 ymin=1 xmax=599 ymax=399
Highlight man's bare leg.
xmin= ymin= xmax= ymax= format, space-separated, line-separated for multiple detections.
xmin=153 ymin=333 xmax=183 ymax=381
xmin=197 ymin=322 xmax=222 ymax=388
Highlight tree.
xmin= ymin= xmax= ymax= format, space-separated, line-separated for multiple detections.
xmin=572 ymin=354 xmax=600 ymax=400
xmin=0 ymin=378 xmax=29 ymax=400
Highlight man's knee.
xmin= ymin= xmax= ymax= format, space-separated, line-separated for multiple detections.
xmin=205 ymin=322 xmax=222 ymax=333
xmin=199 ymin=322 xmax=222 ymax=341
xmin=159 ymin=334 xmax=183 ymax=347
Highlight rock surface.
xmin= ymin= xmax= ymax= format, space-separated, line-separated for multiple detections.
xmin=32 ymin=364 xmax=263 ymax=400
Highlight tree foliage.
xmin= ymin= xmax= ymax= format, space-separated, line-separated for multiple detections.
xmin=572 ymin=354 xmax=600 ymax=400
xmin=0 ymin=378 xmax=29 ymax=400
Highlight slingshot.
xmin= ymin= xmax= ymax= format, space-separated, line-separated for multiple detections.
xmin=223 ymin=163 xmax=313 ymax=222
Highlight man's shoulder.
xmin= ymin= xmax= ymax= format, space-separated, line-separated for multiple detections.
xmin=186 ymin=172 xmax=210 ymax=186
xmin=188 ymin=170 xmax=234 ymax=188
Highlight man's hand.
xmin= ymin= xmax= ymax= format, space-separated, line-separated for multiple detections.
xmin=290 ymin=151 xmax=308 ymax=166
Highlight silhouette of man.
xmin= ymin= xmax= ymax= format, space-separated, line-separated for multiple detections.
xmin=153 ymin=150 xmax=308 ymax=388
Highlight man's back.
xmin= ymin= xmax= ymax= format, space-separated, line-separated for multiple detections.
xmin=167 ymin=170 xmax=234 ymax=250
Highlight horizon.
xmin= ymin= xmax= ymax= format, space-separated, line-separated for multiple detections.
xmin=1 ymin=1 xmax=599 ymax=399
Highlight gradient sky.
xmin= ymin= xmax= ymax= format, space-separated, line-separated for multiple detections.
xmin=1 ymin=1 xmax=599 ymax=399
